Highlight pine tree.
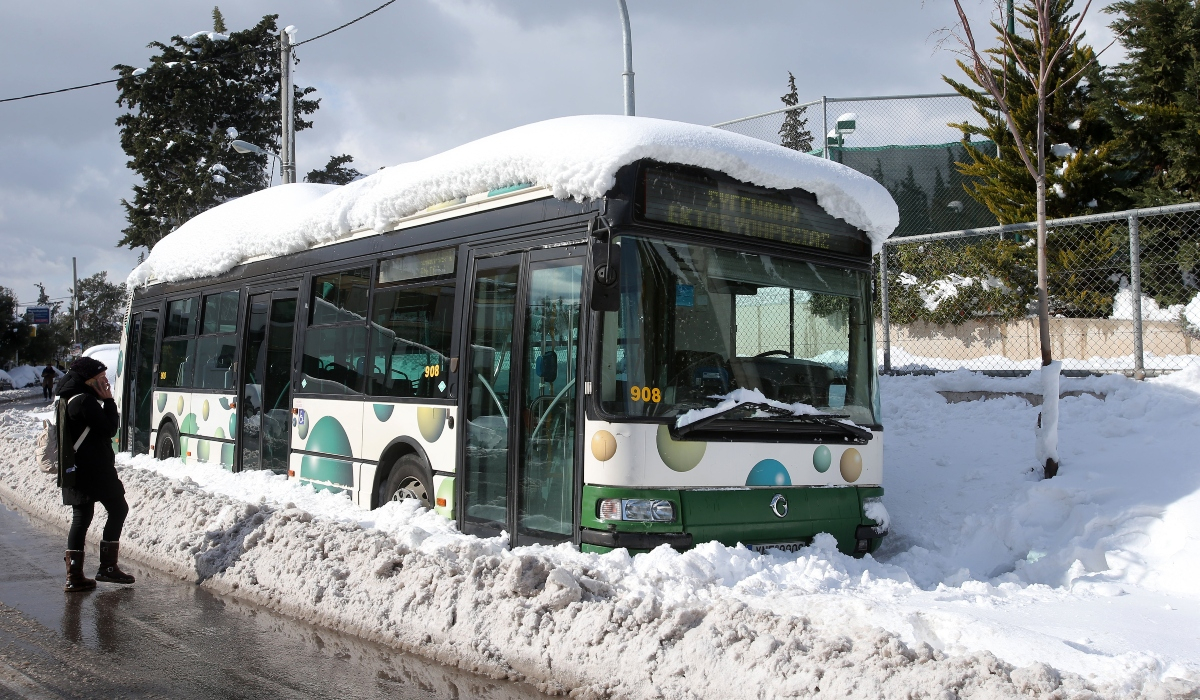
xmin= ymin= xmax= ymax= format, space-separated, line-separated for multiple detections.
xmin=305 ymin=154 xmax=364 ymax=185
xmin=113 ymin=14 xmax=320 ymax=251
xmin=778 ymin=72 xmax=814 ymax=152
xmin=1105 ymin=0 xmax=1200 ymax=205
xmin=212 ymin=6 xmax=227 ymax=34
xmin=945 ymin=0 xmax=1119 ymax=224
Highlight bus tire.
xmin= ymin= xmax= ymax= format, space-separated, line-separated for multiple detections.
xmin=155 ymin=423 xmax=180 ymax=460
xmin=378 ymin=455 xmax=433 ymax=510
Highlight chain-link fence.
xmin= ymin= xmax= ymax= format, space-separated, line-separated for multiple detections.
xmin=714 ymin=93 xmax=998 ymax=235
xmin=877 ymin=203 xmax=1200 ymax=376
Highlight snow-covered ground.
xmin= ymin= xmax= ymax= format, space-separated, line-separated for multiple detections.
xmin=2 ymin=370 xmax=1198 ymax=697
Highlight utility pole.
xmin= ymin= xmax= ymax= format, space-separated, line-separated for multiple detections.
xmin=71 ymin=257 xmax=79 ymax=347
xmin=616 ymin=0 xmax=635 ymax=116
xmin=280 ymin=26 xmax=297 ymax=184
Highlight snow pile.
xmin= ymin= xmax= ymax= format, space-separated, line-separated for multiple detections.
xmin=0 ymin=369 xmax=13 ymax=390
xmin=4 ymin=365 xmax=59 ymax=389
xmin=3 ymin=366 xmax=1200 ymax=695
xmin=129 ymin=116 xmax=900 ymax=286
xmin=1111 ymin=287 xmax=1200 ymax=326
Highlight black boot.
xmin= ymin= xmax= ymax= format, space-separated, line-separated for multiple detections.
xmin=95 ymin=541 xmax=135 ymax=584
xmin=64 ymin=550 xmax=96 ymax=592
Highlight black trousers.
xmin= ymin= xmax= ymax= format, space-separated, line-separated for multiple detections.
xmin=67 ymin=496 xmax=129 ymax=551
xmin=42 ymin=385 xmax=52 ymax=400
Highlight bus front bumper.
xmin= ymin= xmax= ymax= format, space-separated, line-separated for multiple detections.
xmin=580 ymin=484 xmax=887 ymax=556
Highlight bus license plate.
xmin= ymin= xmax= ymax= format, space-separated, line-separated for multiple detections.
xmin=748 ymin=542 xmax=806 ymax=554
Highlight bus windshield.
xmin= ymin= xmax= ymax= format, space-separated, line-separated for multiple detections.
xmin=597 ymin=235 xmax=878 ymax=426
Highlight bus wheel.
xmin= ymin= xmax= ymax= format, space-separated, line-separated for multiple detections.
xmin=380 ymin=455 xmax=432 ymax=510
xmin=155 ymin=423 xmax=180 ymax=460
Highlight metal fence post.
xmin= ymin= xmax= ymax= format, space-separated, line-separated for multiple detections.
xmin=1128 ymin=213 xmax=1145 ymax=379
xmin=880 ymin=245 xmax=892 ymax=374
xmin=821 ymin=96 xmax=828 ymax=160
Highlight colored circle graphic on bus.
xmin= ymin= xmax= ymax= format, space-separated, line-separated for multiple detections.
xmin=656 ymin=424 xmax=705 ymax=472
xmin=373 ymin=404 xmax=394 ymax=422
xmin=300 ymin=416 xmax=354 ymax=487
xmin=813 ymin=445 xmax=831 ymax=473
xmin=417 ymin=407 xmax=447 ymax=443
xmin=116 ymin=351 xmax=123 ymax=379
xmin=197 ymin=439 xmax=211 ymax=462
xmin=229 ymin=412 xmax=238 ymax=439
xmin=840 ymin=448 xmax=863 ymax=483
xmin=591 ymin=430 xmax=617 ymax=462
xmin=156 ymin=393 xmax=167 ymax=412
xmin=202 ymin=399 xmax=210 ymax=421
xmin=746 ymin=459 xmax=791 ymax=487
xmin=176 ymin=396 xmax=185 ymax=415
xmin=296 ymin=409 xmax=308 ymax=439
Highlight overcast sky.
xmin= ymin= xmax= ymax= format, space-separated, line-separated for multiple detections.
xmin=0 ymin=0 xmax=1122 ymax=312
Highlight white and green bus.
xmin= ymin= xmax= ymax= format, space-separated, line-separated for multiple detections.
xmin=115 ymin=117 xmax=891 ymax=555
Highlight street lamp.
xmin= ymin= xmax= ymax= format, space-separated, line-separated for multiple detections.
xmin=825 ymin=113 xmax=857 ymax=161
xmin=230 ymin=139 xmax=280 ymax=187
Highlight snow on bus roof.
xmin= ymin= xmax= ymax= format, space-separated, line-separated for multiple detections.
xmin=128 ymin=115 xmax=899 ymax=287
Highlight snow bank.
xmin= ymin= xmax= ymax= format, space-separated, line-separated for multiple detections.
xmin=129 ymin=116 xmax=899 ymax=287
xmin=1111 ymin=287 xmax=1200 ymax=327
xmin=5 ymin=365 xmax=59 ymax=389
xmin=2 ymin=366 xmax=1199 ymax=695
xmin=3 ymin=421 xmax=1142 ymax=697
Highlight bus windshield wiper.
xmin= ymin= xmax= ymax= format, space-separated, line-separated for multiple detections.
xmin=767 ymin=413 xmax=873 ymax=441
xmin=673 ymin=399 xmax=872 ymax=441
xmin=672 ymin=401 xmax=792 ymax=437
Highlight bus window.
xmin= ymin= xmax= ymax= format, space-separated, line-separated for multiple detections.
xmin=301 ymin=268 xmax=370 ymax=395
xmin=193 ymin=290 xmax=240 ymax=391
xmin=164 ymin=297 xmax=197 ymax=337
xmin=369 ymin=283 xmax=455 ymax=399
xmin=159 ymin=297 xmax=197 ymax=388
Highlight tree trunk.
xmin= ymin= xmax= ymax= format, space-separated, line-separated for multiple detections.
xmin=1035 ymin=84 xmax=1059 ymax=479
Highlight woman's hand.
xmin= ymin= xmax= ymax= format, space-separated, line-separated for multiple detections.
xmin=87 ymin=375 xmax=113 ymax=400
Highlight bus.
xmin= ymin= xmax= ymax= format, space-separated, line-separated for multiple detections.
xmin=115 ymin=117 xmax=890 ymax=556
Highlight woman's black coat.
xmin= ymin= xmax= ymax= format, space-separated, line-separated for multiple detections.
xmin=57 ymin=371 xmax=124 ymax=506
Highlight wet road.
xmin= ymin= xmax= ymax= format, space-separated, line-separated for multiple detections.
xmin=0 ymin=500 xmax=547 ymax=699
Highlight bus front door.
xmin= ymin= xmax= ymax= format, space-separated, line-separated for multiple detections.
xmin=461 ymin=249 xmax=584 ymax=546
xmin=238 ymin=292 xmax=297 ymax=473
xmin=124 ymin=309 xmax=159 ymax=455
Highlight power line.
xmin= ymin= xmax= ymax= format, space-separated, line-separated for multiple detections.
xmin=0 ymin=0 xmax=398 ymax=105
xmin=295 ymin=0 xmax=397 ymax=46
xmin=0 ymin=78 xmax=120 ymax=104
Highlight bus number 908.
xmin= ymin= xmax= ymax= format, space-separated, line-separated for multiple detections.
xmin=630 ymin=386 xmax=661 ymax=403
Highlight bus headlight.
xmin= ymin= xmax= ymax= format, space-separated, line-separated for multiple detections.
xmin=598 ymin=498 xmax=676 ymax=522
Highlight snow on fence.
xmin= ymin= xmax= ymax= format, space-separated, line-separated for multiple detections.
xmin=877 ymin=202 xmax=1200 ymax=376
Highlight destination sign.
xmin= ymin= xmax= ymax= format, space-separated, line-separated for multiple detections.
xmin=638 ymin=167 xmax=868 ymax=256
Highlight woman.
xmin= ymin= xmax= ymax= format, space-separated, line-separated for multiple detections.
xmin=58 ymin=356 xmax=135 ymax=592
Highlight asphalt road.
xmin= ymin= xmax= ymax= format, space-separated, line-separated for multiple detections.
xmin=0 ymin=500 xmax=546 ymax=699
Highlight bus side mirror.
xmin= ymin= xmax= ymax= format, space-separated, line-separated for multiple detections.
xmin=590 ymin=237 xmax=621 ymax=313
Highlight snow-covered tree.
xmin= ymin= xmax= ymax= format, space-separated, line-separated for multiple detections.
xmin=1105 ymin=0 xmax=1200 ymax=205
xmin=778 ymin=72 xmax=814 ymax=152
xmin=113 ymin=13 xmax=319 ymax=251
xmin=305 ymin=154 xmax=364 ymax=185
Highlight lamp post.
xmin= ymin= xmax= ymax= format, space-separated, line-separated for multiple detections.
xmin=231 ymin=139 xmax=281 ymax=188
xmin=616 ymin=0 xmax=635 ymax=116
xmin=825 ymin=112 xmax=857 ymax=161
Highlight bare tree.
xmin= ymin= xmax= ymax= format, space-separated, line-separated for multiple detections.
xmin=947 ymin=0 xmax=1110 ymax=478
